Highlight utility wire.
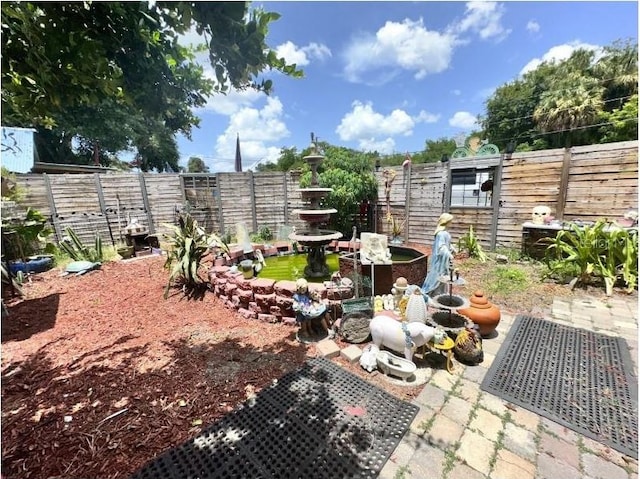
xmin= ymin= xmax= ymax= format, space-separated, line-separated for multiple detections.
xmin=479 ymin=94 xmax=635 ymax=128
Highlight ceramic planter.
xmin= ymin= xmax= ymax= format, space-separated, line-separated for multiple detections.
xmin=458 ymin=290 xmax=501 ymax=337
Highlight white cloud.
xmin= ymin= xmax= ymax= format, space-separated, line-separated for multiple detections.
xmin=454 ymin=1 xmax=511 ymax=41
xmin=449 ymin=111 xmax=479 ymax=129
xmin=526 ymin=20 xmax=540 ymax=33
xmin=215 ymin=96 xmax=290 ymax=166
xmin=336 ymin=101 xmax=436 ymax=153
xmin=359 ymin=138 xmax=396 ymax=154
xmin=415 ymin=110 xmax=440 ymax=123
xmin=343 ymin=18 xmax=458 ymax=83
xmin=275 ymin=41 xmax=331 ymax=66
xmin=451 ymin=89 xmax=462 ymax=96
xmin=520 ymin=41 xmax=601 ymax=75
xmin=336 ymin=101 xmax=414 ymax=141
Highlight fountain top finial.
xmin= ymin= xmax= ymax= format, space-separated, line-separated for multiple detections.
xmin=310 ymin=132 xmax=319 ymax=154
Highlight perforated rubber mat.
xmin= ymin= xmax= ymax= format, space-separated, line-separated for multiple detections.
xmin=481 ymin=315 xmax=638 ymax=456
xmin=131 ymin=357 xmax=419 ymax=478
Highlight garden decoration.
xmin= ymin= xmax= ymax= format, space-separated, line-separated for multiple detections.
xmin=458 ymin=290 xmax=501 ymax=338
xmin=428 ymin=267 xmax=473 ymax=337
xmin=391 ymin=276 xmax=408 ymax=313
xmin=289 ymin=134 xmax=342 ymax=278
xmin=375 ymin=350 xmax=417 ymax=381
xmin=64 ymin=260 xmax=101 ymax=276
xmin=450 ymin=134 xmax=499 ymax=158
xmin=382 ymin=168 xmax=397 ymax=221
xmin=531 ymin=205 xmax=552 ymax=225
xmin=421 ymin=212 xmax=455 ymax=297
xmin=292 ymin=278 xmax=334 ymax=343
xmin=359 ymin=344 xmax=380 ymax=372
xmin=404 ymin=286 xmax=428 ymax=324
xmin=453 ymin=326 xmax=484 ymax=365
xmin=369 ymin=314 xmax=446 ymax=361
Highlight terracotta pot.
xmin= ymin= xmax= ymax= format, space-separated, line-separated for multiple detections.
xmin=458 ymin=290 xmax=501 ymax=337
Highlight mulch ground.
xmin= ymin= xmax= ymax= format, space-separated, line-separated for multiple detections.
xmin=1 ymin=256 xmax=422 ymax=479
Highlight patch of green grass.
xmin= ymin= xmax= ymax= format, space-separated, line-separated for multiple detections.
xmin=442 ymin=442 xmax=460 ymax=475
xmin=482 ymin=265 xmax=531 ymax=296
xmin=393 ymin=465 xmax=411 ymax=479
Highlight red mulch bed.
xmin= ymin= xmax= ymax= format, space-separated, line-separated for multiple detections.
xmin=1 ymin=256 xmax=421 ymax=479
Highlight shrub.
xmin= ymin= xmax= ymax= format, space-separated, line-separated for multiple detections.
xmin=543 ymin=220 xmax=638 ymax=295
xmin=162 ymin=213 xmax=229 ymax=299
xmin=59 ymin=227 xmax=103 ymax=263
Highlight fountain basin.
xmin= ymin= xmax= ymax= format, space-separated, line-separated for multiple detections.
xmin=290 ymin=230 xmax=343 ymax=243
xmin=428 ymin=311 xmax=473 ymax=337
xmin=376 ymin=351 xmax=416 ymax=381
xmin=339 ymin=245 xmax=428 ymax=295
xmin=430 ymin=294 xmax=470 ymax=311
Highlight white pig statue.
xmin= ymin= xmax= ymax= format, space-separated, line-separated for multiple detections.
xmin=370 ymin=315 xmax=447 ymax=361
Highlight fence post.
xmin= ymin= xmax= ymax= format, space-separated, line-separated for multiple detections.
xmin=42 ymin=173 xmax=62 ymax=242
xmin=283 ymin=173 xmax=289 ymax=225
xmin=138 ymin=173 xmax=155 ymax=234
xmin=249 ymin=171 xmax=257 ymax=232
xmin=215 ymin=173 xmax=224 ymax=234
xmin=94 ymin=173 xmax=115 ymax=244
xmin=404 ymin=162 xmax=412 ymax=242
xmin=489 ymin=159 xmax=503 ymax=251
xmin=555 ymin=147 xmax=572 ymax=221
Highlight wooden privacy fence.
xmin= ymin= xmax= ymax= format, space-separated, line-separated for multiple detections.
xmin=11 ymin=140 xmax=638 ymax=250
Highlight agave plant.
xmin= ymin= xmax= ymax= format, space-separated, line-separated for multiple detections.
xmin=162 ymin=213 xmax=229 ymax=299
xmin=59 ymin=227 xmax=103 ymax=263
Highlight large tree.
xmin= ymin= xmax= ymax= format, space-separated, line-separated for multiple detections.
xmin=1 ymin=2 xmax=301 ymax=171
xmin=479 ymin=39 xmax=637 ymax=151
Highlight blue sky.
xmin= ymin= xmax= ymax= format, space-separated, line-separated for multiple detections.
xmin=176 ymin=1 xmax=638 ymax=172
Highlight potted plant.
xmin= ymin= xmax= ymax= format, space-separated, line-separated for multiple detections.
xmin=389 ymin=215 xmax=406 ymax=244
xmin=116 ymin=242 xmax=134 ymax=259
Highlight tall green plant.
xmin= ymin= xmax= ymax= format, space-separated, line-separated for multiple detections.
xmin=457 ymin=226 xmax=488 ymax=262
xmin=59 ymin=227 xmax=103 ymax=262
xmin=543 ymin=220 xmax=638 ymax=295
xmin=2 ymin=207 xmax=55 ymax=260
xmin=162 ymin=213 xmax=229 ymax=299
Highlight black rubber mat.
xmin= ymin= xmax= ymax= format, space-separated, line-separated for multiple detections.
xmin=481 ymin=315 xmax=638 ymax=456
xmin=131 ymin=357 xmax=419 ymax=478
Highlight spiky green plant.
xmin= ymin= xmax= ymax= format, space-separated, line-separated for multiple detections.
xmin=543 ymin=219 xmax=638 ymax=295
xmin=162 ymin=213 xmax=229 ymax=299
xmin=457 ymin=225 xmax=488 ymax=262
xmin=59 ymin=227 xmax=104 ymax=262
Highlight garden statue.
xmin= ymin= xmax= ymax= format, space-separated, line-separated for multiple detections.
xmin=421 ymin=213 xmax=455 ymax=297
xmin=369 ymin=315 xmax=446 ymax=361
xmin=360 ymin=233 xmax=392 ymax=264
xmin=292 ymin=278 xmax=334 ymax=342
xmin=531 ymin=205 xmax=552 ymax=225
xmin=382 ymin=168 xmax=397 ymax=221
xmin=391 ymin=276 xmax=408 ymax=312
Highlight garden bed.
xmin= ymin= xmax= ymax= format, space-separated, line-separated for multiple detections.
xmin=1 ymin=256 xmax=421 ymax=479
xmin=1 ymin=253 xmax=635 ymax=478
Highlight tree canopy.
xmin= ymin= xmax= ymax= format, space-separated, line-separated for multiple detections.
xmin=480 ymin=39 xmax=637 ymax=150
xmin=1 ymin=1 xmax=302 ymax=171
xmin=187 ymin=156 xmax=209 ymax=173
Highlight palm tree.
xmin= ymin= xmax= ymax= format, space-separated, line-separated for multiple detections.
xmin=533 ymin=72 xmax=604 ymax=147
xmin=593 ymin=40 xmax=638 ymax=110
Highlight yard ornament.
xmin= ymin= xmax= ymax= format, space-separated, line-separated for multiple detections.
xmin=531 ymin=205 xmax=552 ymax=225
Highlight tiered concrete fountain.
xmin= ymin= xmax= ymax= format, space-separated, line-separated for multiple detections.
xmin=289 ymin=136 xmax=343 ymax=278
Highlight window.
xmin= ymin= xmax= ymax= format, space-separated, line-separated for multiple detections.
xmin=450 ymin=168 xmax=494 ymax=207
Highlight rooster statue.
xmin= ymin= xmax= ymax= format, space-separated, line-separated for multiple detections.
xmin=453 ymin=326 xmax=484 ymax=365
